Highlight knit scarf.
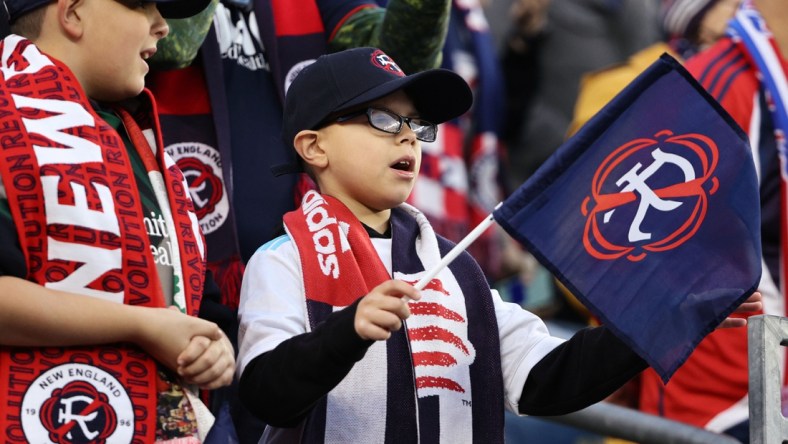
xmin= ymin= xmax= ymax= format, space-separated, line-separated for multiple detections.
xmin=408 ymin=0 xmax=505 ymax=278
xmin=284 ymin=191 xmax=504 ymax=443
xmin=0 ymin=35 xmax=205 ymax=442
xmin=149 ymin=0 xmax=335 ymax=308
xmin=728 ymin=2 xmax=788 ymax=308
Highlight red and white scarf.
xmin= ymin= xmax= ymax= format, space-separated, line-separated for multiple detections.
xmin=283 ymin=190 xmax=504 ymax=443
xmin=0 ymin=35 xmax=205 ymax=442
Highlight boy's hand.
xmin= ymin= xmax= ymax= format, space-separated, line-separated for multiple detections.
xmin=176 ymin=332 xmax=235 ymax=390
xmin=134 ymin=306 xmax=226 ymax=374
xmin=717 ymin=291 xmax=763 ymax=329
xmin=355 ymin=280 xmax=421 ymax=341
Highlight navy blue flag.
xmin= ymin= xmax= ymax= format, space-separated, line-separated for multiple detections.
xmin=493 ymin=54 xmax=761 ymax=382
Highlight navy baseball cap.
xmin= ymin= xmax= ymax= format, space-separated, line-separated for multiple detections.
xmin=281 ymin=47 xmax=473 ymax=157
xmin=4 ymin=0 xmax=213 ymax=22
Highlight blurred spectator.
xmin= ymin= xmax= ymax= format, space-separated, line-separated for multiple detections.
xmin=501 ymin=0 xmax=661 ymax=188
xmin=663 ymin=0 xmax=740 ymax=57
xmin=493 ymin=0 xmax=664 ymax=347
xmin=569 ymin=0 xmax=739 ymax=136
xmin=401 ymin=0 xmax=509 ymax=279
xmin=564 ymin=1 xmax=742 ymax=440
xmin=513 ymin=2 xmax=739 ymax=442
xmin=638 ymin=0 xmax=783 ymax=441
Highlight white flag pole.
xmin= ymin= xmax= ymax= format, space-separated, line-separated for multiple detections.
xmin=414 ymin=203 xmax=501 ymax=291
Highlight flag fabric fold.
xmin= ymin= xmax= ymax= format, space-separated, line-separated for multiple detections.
xmin=493 ymin=54 xmax=761 ymax=382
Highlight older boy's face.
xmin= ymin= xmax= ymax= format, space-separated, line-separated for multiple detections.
xmin=79 ymin=0 xmax=169 ymax=101
xmin=316 ymin=90 xmax=423 ymax=214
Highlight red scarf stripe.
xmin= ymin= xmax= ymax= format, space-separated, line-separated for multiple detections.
xmin=407 ymin=326 xmax=471 ymax=356
xmin=409 ymin=302 xmax=465 ymax=322
xmin=412 ymin=351 xmax=458 ymax=367
xmin=415 ymin=375 xmax=465 ymax=393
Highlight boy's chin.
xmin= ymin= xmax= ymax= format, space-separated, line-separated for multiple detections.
xmin=93 ymin=85 xmax=145 ymax=103
xmin=381 ymin=195 xmax=410 ymax=210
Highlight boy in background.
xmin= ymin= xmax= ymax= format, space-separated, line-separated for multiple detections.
xmin=0 ymin=0 xmax=234 ymax=441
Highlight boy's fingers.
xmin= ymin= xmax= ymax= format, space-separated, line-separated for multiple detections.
xmin=356 ymin=307 xmax=402 ymax=329
xmin=179 ymin=339 xmax=235 ymax=385
xmin=198 ymin=364 xmax=235 ymax=390
xmin=359 ymin=295 xmax=411 ymax=320
xmin=177 ymin=335 xmax=211 ymax=367
xmin=735 ymin=301 xmax=763 ymax=313
xmin=355 ymin=322 xmax=393 ymax=341
xmin=354 ymin=280 xmax=426 ymax=341
xmin=193 ymin=320 xmax=224 ymax=341
xmin=371 ymin=310 xmax=403 ymax=332
xmin=377 ymin=280 xmax=421 ymax=301
xmin=718 ymin=317 xmax=747 ymax=329
xmin=182 ymin=359 xmax=220 ymax=384
xmin=731 ymin=292 xmax=763 ymax=314
xmin=397 ymin=283 xmax=421 ymax=301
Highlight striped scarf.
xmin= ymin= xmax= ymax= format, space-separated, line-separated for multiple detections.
xmin=284 ymin=191 xmax=504 ymax=443
xmin=0 ymin=35 xmax=205 ymax=442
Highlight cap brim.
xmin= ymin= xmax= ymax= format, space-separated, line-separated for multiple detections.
xmin=335 ymin=68 xmax=472 ymax=125
xmin=155 ymin=0 xmax=212 ymax=18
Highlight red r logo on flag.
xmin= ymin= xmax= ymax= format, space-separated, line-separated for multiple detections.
xmin=581 ymin=130 xmax=719 ymax=262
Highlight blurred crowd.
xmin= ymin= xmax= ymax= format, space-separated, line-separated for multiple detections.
xmin=1 ymin=0 xmax=781 ymax=442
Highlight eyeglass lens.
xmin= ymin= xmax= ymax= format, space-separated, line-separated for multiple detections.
xmin=368 ymin=109 xmax=436 ymax=142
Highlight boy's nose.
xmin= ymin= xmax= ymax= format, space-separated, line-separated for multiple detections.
xmin=398 ymin=124 xmax=418 ymax=145
xmin=151 ymin=7 xmax=170 ymax=40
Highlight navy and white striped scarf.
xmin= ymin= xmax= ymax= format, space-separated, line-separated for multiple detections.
xmin=284 ymin=191 xmax=504 ymax=443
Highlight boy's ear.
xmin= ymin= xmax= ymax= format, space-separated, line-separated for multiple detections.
xmin=293 ymin=130 xmax=328 ymax=170
xmin=57 ymin=0 xmax=85 ymax=39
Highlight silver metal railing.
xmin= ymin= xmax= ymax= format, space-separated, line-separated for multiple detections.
xmin=748 ymin=314 xmax=788 ymax=444
xmin=532 ymin=314 xmax=788 ymax=443
xmin=542 ymin=401 xmax=740 ymax=444
xmin=507 ymin=315 xmax=788 ymax=443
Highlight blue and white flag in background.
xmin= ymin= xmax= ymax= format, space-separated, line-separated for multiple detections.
xmin=493 ymin=54 xmax=761 ymax=382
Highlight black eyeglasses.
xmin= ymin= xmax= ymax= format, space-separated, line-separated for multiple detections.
xmin=335 ymin=107 xmax=437 ymax=143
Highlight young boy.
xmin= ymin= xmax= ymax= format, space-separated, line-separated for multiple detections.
xmin=0 ymin=0 xmax=234 ymax=442
xmin=236 ymin=47 xmax=761 ymax=443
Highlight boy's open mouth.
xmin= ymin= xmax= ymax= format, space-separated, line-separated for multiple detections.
xmin=391 ymin=158 xmax=414 ymax=172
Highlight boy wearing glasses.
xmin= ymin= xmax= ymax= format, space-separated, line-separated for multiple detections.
xmin=237 ymin=47 xmax=762 ymax=443
xmin=238 ymin=47 xmax=763 ymax=442
xmin=0 ymin=0 xmax=235 ymax=441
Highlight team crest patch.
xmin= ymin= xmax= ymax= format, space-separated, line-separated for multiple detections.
xmin=21 ymin=363 xmax=134 ymax=443
xmin=370 ymin=49 xmax=404 ymax=77
xmin=581 ymin=130 xmax=719 ymax=262
xmin=165 ymin=142 xmax=229 ymax=235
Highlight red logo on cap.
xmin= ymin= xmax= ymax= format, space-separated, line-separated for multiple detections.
xmin=370 ymin=49 xmax=405 ymax=77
